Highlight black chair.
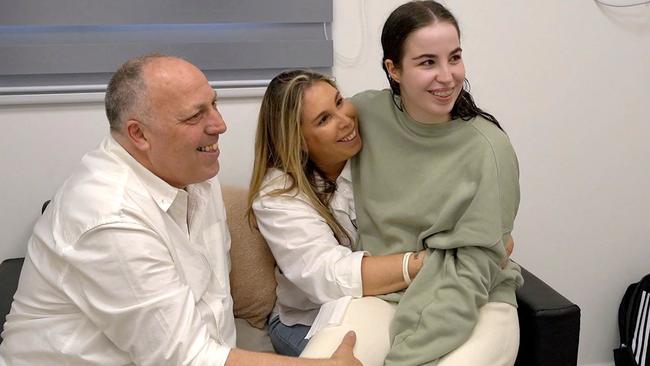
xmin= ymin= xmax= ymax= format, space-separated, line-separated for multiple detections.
xmin=515 ymin=266 xmax=580 ymax=366
xmin=0 ymin=257 xmax=24 ymax=344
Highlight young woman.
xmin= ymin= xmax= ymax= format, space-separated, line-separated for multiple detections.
xmin=246 ymin=70 xmax=428 ymax=359
xmin=349 ymin=1 xmax=523 ymax=365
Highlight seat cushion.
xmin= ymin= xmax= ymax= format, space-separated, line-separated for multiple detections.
xmin=235 ymin=317 xmax=274 ymax=352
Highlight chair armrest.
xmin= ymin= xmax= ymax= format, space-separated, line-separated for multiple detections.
xmin=0 ymin=257 xmax=25 ymax=343
xmin=514 ymin=265 xmax=580 ymax=366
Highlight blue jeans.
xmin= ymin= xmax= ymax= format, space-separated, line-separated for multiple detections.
xmin=267 ymin=315 xmax=311 ymax=356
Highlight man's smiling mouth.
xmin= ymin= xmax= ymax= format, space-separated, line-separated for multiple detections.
xmin=197 ymin=142 xmax=218 ymax=152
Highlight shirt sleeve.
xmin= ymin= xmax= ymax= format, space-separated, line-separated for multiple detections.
xmin=384 ymin=134 xmax=524 ymax=366
xmin=60 ymin=223 xmax=232 ymax=366
xmin=253 ymin=190 xmax=365 ymax=304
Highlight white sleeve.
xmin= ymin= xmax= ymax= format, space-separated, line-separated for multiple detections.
xmin=253 ymin=191 xmax=365 ymax=304
xmin=62 ymin=223 xmax=232 ymax=366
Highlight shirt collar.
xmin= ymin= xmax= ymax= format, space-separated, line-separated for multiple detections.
xmin=106 ymin=136 xmax=189 ymax=213
xmin=337 ymin=160 xmax=352 ymax=185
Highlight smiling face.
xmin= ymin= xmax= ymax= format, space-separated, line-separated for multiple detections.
xmin=300 ymin=81 xmax=362 ymax=179
xmin=385 ymin=21 xmax=465 ymax=124
xmin=136 ymin=58 xmax=227 ymax=188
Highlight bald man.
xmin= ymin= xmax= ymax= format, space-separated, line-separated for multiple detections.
xmin=0 ymin=54 xmax=359 ymax=366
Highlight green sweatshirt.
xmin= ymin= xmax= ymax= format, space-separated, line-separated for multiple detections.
xmin=350 ymin=90 xmax=524 ymax=365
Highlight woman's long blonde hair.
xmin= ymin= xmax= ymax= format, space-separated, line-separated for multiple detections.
xmin=247 ymin=70 xmax=351 ymax=245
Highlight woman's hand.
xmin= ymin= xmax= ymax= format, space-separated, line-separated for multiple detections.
xmin=501 ymin=234 xmax=515 ymax=269
xmin=408 ymin=249 xmax=428 ymax=280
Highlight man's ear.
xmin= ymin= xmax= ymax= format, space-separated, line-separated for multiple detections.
xmin=125 ymin=119 xmax=150 ymax=152
xmin=384 ymin=59 xmax=400 ymax=83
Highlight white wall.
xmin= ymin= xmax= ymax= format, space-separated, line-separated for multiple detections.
xmin=1 ymin=1 xmax=649 ymax=365
xmin=449 ymin=3 xmax=650 ymax=366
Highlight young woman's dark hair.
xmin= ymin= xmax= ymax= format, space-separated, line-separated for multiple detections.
xmin=381 ymin=1 xmax=501 ymax=129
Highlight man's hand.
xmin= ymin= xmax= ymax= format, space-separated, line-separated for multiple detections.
xmin=501 ymin=234 xmax=515 ymax=269
xmin=329 ymin=331 xmax=362 ymax=366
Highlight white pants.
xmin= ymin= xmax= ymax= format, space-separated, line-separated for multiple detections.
xmin=301 ymin=298 xmax=520 ymax=366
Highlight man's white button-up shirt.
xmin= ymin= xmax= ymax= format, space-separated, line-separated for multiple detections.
xmin=0 ymin=137 xmax=235 ymax=366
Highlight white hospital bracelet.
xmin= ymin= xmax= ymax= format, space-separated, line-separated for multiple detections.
xmin=402 ymin=252 xmax=413 ymax=285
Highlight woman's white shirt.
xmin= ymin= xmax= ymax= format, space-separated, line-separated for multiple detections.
xmin=252 ymin=162 xmax=366 ymax=326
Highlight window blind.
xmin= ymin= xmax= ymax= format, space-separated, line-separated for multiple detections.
xmin=0 ymin=0 xmax=333 ymax=96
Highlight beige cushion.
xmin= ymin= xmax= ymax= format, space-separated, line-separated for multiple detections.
xmin=235 ymin=318 xmax=274 ymax=352
xmin=222 ymin=186 xmax=277 ymax=330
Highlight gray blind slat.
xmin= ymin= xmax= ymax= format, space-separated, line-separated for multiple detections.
xmin=1 ymin=40 xmax=333 ymax=75
xmin=0 ymin=23 xmax=326 ymax=44
xmin=0 ymin=0 xmax=332 ymax=25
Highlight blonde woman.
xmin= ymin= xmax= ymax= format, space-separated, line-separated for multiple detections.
xmin=246 ymin=70 xmax=428 ymax=359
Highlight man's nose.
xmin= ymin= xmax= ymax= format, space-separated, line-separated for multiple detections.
xmin=206 ymin=108 xmax=227 ymax=135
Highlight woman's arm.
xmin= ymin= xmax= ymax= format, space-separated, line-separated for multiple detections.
xmin=360 ymin=250 xmax=426 ymax=295
xmin=253 ymin=184 xmax=425 ymax=303
xmin=363 ymin=234 xmax=510 ymax=296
